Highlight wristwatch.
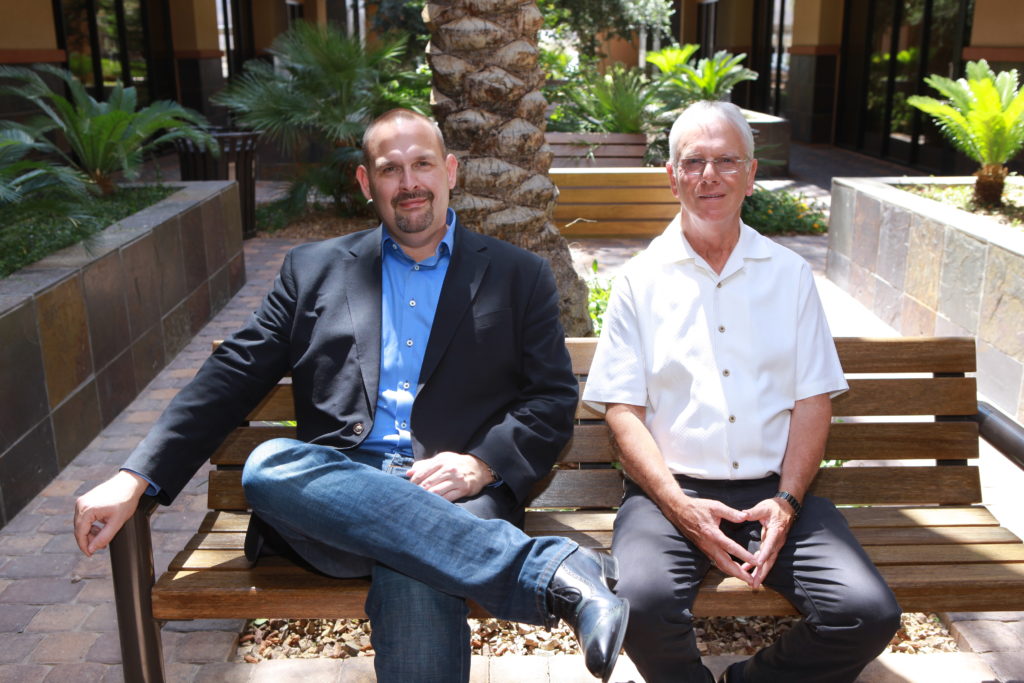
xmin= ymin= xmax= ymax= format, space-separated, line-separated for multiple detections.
xmin=774 ymin=490 xmax=802 ymax=517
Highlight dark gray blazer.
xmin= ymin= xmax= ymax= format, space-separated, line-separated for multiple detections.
xmin=123 ymin=219 xmax=578 ymax=509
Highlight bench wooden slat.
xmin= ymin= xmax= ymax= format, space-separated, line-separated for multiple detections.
xmin=833 ymin=337 xmax=976 ymax=374
xmin=200 ymin=506 xmax=1003 ymax=538
xmin=153 ymin=559 xmax=1024 ymax=621
xmin=554 ymin=187 xmax=674 ymax=204
xmin=208 ymin=464 xmax=982 ymax=511
xmin=832 ymin=377 xmax=977 ymax=417
xmin=214 ymin=422 xmax=619 ymax=466
xmin=558 ymin=221 xmax=675 ymax=238
xmin=825 ymin=422 xmax=978 ymax=460
xmin=546 ymin=133 xmax=651 ymax=145
xmin=554 ymin=203 xmax=679 ymax=221
xmin=568 ymin=337 xmax=978 ymax=382
xmin=212 ymin=426 xmax=298 ymax=465
xmin=547 ymin=143 xmax=649 ymax=157
xmin=249 ymin=377 xmax=979 ymax=422
xmin=550 ymin=168 xmax=669 ymax=187
xmin=808 ymin=466 xmax=981 ymax=505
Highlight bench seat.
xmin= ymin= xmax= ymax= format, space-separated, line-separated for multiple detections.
xmin=112 ymin=336 xmax=1024 ymax=681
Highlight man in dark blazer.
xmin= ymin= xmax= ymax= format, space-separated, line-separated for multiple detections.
xmin=74 ymin=109 xmax=629 ymax=682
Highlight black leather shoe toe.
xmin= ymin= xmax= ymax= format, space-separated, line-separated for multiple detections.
xmin=547 ymin=548 xmax=629 ymax=682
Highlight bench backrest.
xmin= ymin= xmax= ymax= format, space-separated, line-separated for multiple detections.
xmin=208 ymin=337 xmax=980 ymax=513
xmin=550 ymin=168 xmax=678 ymax=238
xmin=546 ymin=132 xmax=648 ymax=168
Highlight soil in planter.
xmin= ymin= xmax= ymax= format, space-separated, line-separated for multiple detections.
xmin=903 ymin=183 xmax=1024 ymax=230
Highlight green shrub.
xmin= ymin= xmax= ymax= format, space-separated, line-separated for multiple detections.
xmin=741 ymin=187 xmax=827 ymax=235
xmin=0 ymin=185 xmax=175 ymax=278
xmin=586 ymin=260 xmax=613 ymax=335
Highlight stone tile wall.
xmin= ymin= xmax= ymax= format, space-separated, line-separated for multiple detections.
xmin=0 ymin=182 xmax=245 ymax=527
xmin=827 ymin=176 xmax=1024 ymax=423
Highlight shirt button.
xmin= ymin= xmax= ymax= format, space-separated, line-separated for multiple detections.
xmin=732 ymin=461 xmax=739 ymax=469
xmin=722 ymin=369 xmax=730 ymax=377
xmin=409 ymin=299 xmax=416 ymax=307
xmin=729 ymin=415 xmax=736 ymax=423
xmin=402 ymin=381 xmax=410 ymax=390
xmin=716 ymin=282 xmax=722 ymax=289
xmin=413 ymin=264 xmax=420 ymax=270
xmin=391 ymin=243 xmax=398 ymax=250
xmin=353 ymin=422 xmax=364 ymax=435
xmin=718 ymin=325 xmax=726 ymax=333
xmin=400 ymin=421 xmax=407 ymax=429
xmin=406 ymin=339 xmax=414 ymax=347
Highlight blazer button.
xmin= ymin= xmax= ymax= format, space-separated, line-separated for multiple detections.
xmin=353 ymin=423 xmax=365 ymax=435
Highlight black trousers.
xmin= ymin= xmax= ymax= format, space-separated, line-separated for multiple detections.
xmin=612 ymin=476 xmax=901 ymax=683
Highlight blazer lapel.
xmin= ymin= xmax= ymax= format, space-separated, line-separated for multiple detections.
xmin=419 ymin=223 xmax=489 ymax=386
xmin=343 ymin=228 xmax=383 ymax=408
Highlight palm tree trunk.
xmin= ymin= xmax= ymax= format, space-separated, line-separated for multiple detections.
xmin=423 ymin=0 xmax=592 ymax=336
xmin=974 ymin=163 xmax=1007 ymax=207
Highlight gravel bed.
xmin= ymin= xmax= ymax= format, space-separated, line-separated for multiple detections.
xmin=234 ymin=612 xmax=956 ymax=662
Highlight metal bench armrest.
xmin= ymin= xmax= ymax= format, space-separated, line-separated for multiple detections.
xmin=109 ymin=495 xmax=165 ymax=683
xmin=976 ymin=401 xmax=1024 ymax=472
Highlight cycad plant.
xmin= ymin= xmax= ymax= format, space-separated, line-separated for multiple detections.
xmin=908 ymin=59 xmax=1024 ymax=206
xmin=560 ymin=63 xmax=658 ymax=134
xmin=0 ymin=128 xmax=86 ymax=205
xmin=213 ymin=21 xmax=429 ymax=215
xmin=651 ymin=48 xmax=758 ymax=104
xmin=0 ymin=64 xmax=215 ymax=195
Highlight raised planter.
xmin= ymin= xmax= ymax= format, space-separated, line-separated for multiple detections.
xmin=826 ymin=176 xmax=1024 ymax=423
xmin=0 ymin=181 xmax=245 ymax=527
xmin=744 ymin=108 xmax=791 ymax=178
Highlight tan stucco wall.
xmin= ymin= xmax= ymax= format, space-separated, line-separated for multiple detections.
xmin=972 ymin=0 xmax=1024 ymax=47
xmin=791 ymin=0 xmax=844 ymax=46
xmin=0 ymin=1 xmax=57 ymax=50
xmin=169 ymin=0 xmax=220 ymax=52
xmin=253 ymin=0 xmax=289 ymax=54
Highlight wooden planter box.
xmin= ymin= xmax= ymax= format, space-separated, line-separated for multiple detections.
xmin=0 ymin=181 xmax=246 ymax=527
xmin=546 ymin=132 xmax=648 ymax=168
xmin=826 ymin=176 xmax=1024 ymax=423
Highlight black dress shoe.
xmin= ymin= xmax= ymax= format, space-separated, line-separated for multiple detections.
xmin=718 ymin=661 xmax=744 ymax=682
xmin=547 ymin=548 xmax=629 ymax=682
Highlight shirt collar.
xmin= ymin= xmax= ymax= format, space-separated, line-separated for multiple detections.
xmin=654 ymin=216 xmax=772 ymax=267
xmin=381 ymin=208 xmax=457 ymax=263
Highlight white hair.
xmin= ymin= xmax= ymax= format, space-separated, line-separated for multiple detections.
xmin=668 ymin=101 xmax=754 ymax=166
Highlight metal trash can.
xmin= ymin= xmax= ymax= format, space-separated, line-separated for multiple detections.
xmin=176 ymin=130 xmax=261 ymax=237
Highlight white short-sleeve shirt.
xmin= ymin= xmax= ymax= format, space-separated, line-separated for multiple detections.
xmin=582 ymin=220 xmax=848 ymax=480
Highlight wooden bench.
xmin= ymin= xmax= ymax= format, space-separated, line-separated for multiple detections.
xmin=546 ymin=132 xmax=648 ymax=168
xmin=109 ymin=337 xmax=1024 ymax=681
xmin=551 ymin=167 xmax=678 ymax=238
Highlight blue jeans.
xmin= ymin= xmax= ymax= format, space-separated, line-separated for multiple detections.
xmin=241 ymin=438 xmax=577 ymax=682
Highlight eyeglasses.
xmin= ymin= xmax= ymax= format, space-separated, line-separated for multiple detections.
xmin=678 ymin=157 xmax=749 ymax=175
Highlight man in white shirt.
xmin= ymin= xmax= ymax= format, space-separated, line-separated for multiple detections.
xmin=582 ymin=101 xmax=900 ymax=683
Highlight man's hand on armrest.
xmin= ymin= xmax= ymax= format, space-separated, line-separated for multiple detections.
xmin=73 ymin=470 xmax=150 ymax=557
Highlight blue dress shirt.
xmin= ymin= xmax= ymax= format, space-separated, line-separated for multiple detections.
xmin=362 ymin=209 xmax=456 ymax=455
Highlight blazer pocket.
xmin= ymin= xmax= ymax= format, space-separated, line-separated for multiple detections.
xmin=473 ymin=308 xmax=513 ymax=332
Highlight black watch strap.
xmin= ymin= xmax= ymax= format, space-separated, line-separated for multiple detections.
xmin=774 ymin=490 xmax=802 ymax=517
